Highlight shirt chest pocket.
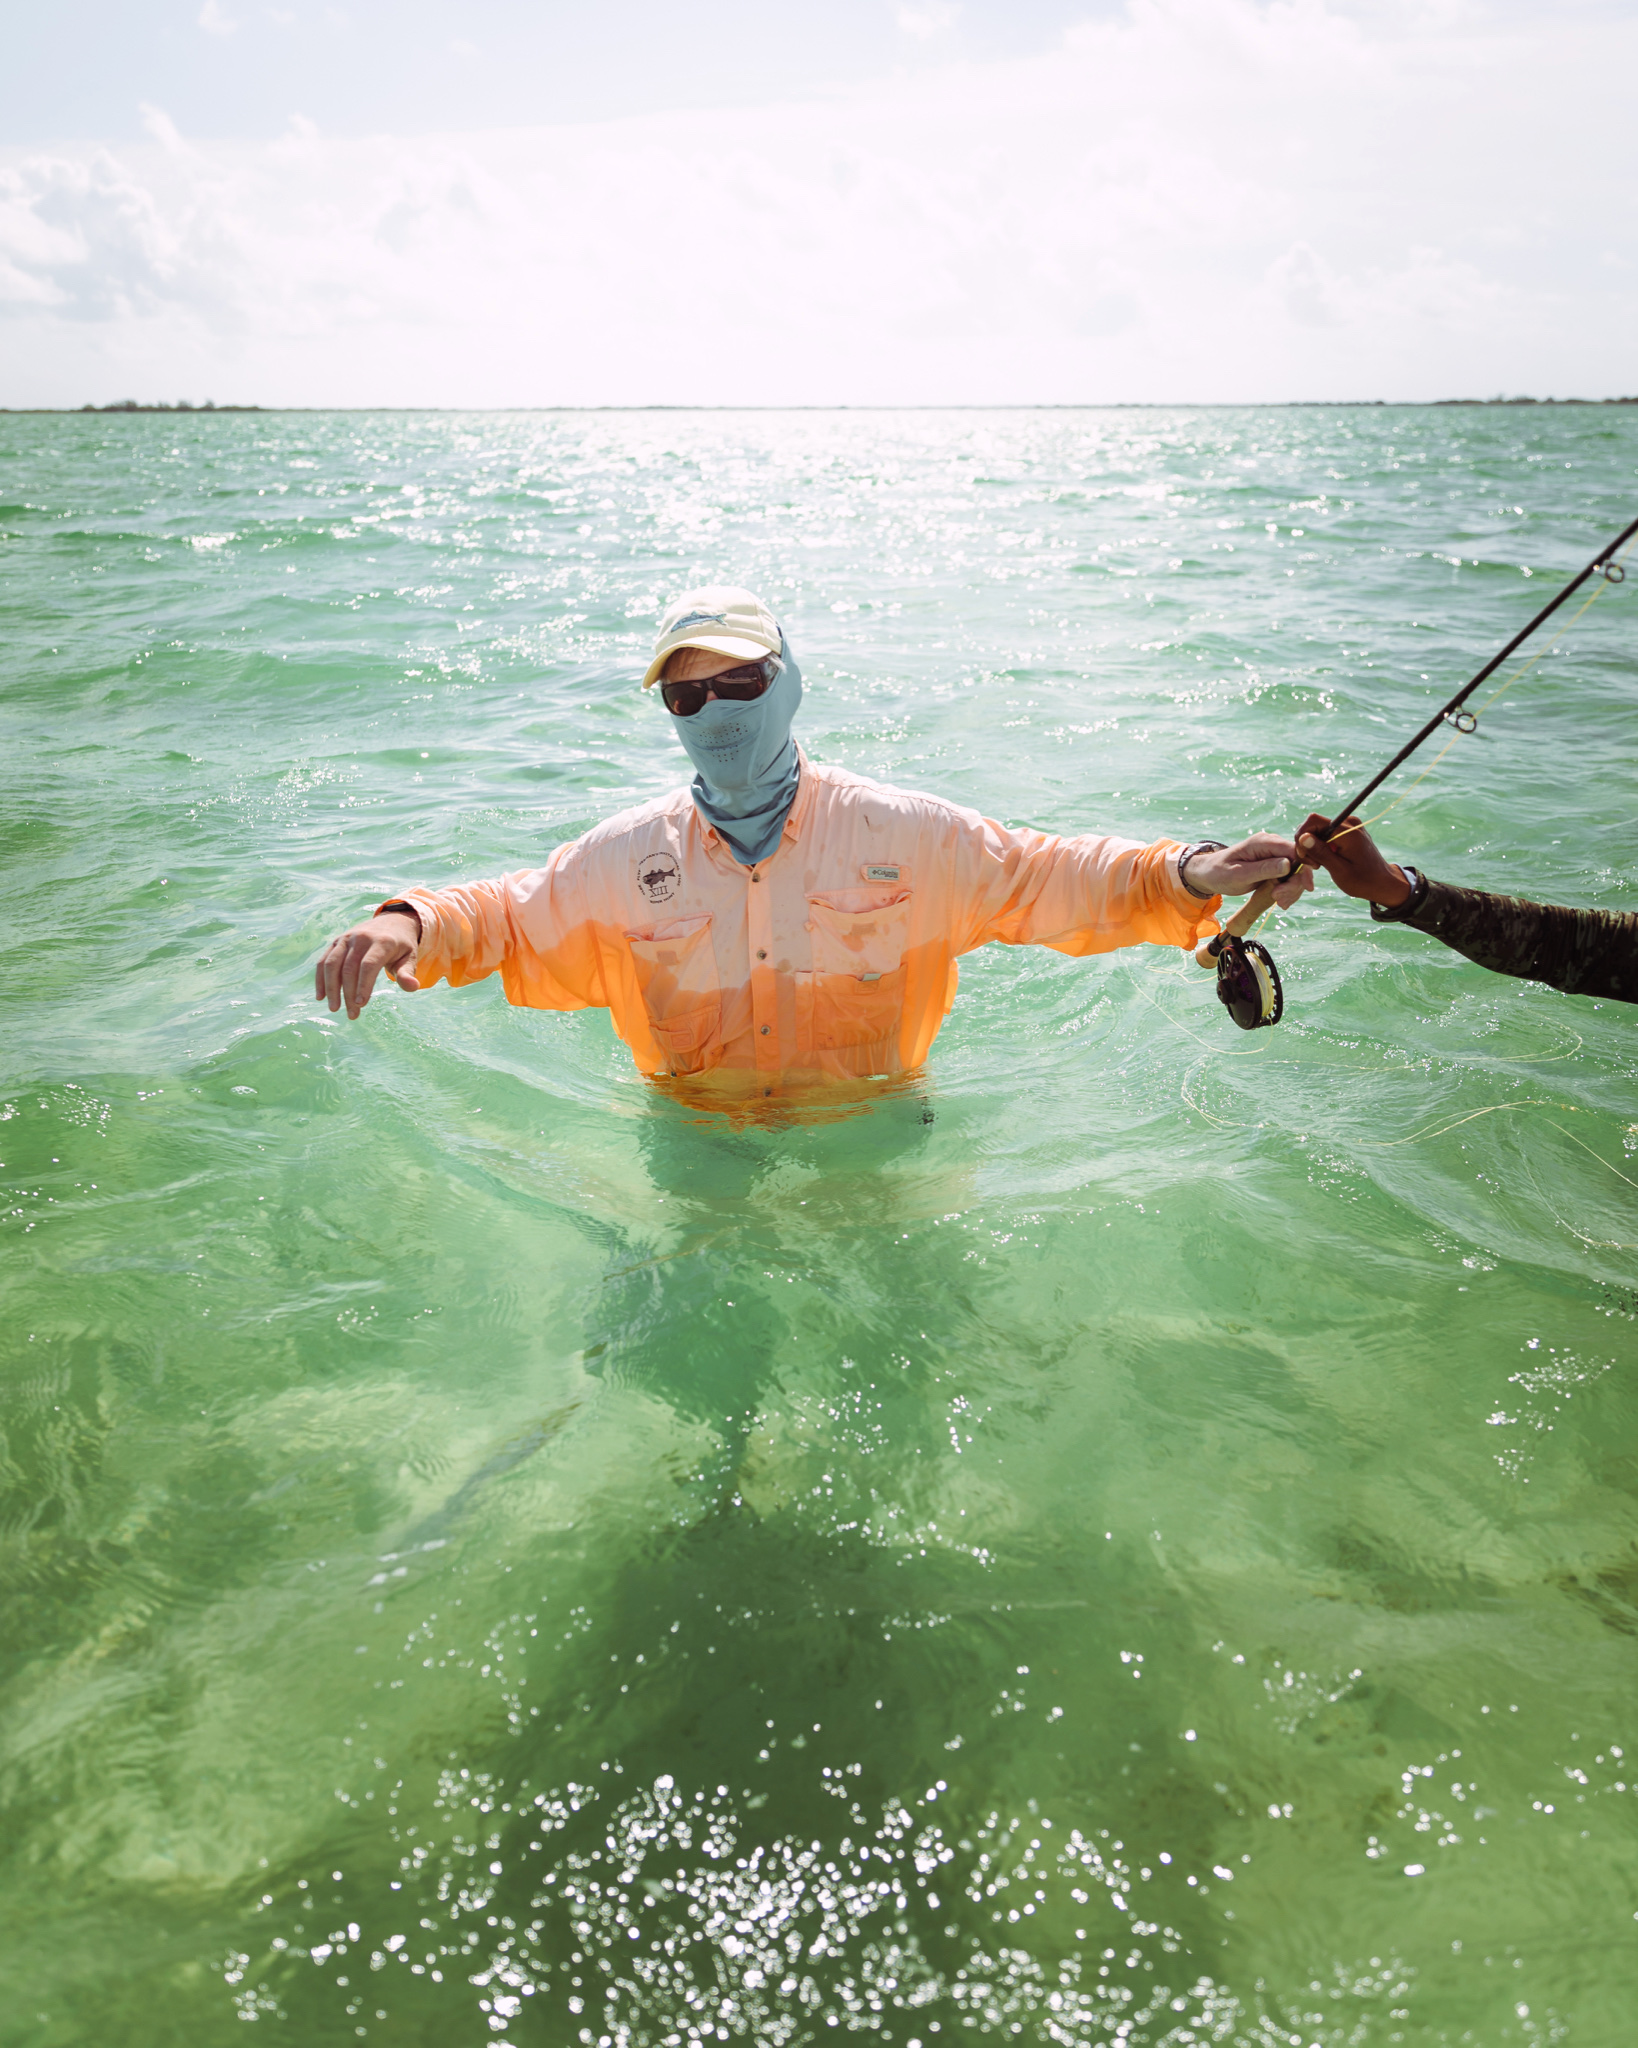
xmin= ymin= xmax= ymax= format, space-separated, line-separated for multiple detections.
xmin=625 ymin=914 xmax=720 ymax=1074
xmin=805 ymin=889 xmax=912 ymax=1052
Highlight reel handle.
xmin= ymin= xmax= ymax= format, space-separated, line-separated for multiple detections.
xmin=1193 ymin=880 xmax=1279 ymax=969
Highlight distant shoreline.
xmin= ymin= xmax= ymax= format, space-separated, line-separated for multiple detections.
xmin=4 ymin=397 xmax=1638 ymax=415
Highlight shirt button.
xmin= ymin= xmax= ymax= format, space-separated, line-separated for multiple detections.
xmin=756 ymin=949 xmax=766 ymax=960
xmin=760 ymin=1024 xmax=770 ymax=1035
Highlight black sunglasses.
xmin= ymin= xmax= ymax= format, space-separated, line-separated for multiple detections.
xmin=660 ymin=657 xmax=779 ymax=718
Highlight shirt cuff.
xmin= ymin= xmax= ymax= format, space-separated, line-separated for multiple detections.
xmin=1160 ymin=841 xmax=1223 ymax=920
xmin=376 ymin=893 xmax=432 ymax=941
xmin=1368 ymin=868 xmax=1430 ymax=922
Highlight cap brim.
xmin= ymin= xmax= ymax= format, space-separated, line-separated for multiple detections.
xmin=641 ymin=633 xmax=773 ymax=689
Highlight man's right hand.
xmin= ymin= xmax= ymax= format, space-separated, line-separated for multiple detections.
xmin=1296 ymin=813 xmax=1412 ymax=909
xmin=314 ymin=912 xmax=421 ymax=1020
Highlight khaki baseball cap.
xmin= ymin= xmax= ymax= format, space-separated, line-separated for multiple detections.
xmin=641 ymin=585 xmax=781 ymax=689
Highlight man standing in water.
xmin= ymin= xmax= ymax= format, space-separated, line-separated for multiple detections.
xmin=314 ymin=587 xmax=1311 ymax=1087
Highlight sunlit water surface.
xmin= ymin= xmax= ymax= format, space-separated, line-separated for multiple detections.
xmin=3 ymin=407 xmax=1637 ymax=2048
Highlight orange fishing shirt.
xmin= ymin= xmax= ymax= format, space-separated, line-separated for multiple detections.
xmin=388 ymin=753 xmax=1221 ymax=1084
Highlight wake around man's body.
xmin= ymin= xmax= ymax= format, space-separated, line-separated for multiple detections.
xmin=314 ymin=587 xmax=1312 ymax=1089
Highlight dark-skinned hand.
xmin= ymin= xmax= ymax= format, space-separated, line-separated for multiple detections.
xmin=314 ymin=911 xmax=421 ymax=1020
xmin=1295 ymin=813 xmax=1412 ymax=909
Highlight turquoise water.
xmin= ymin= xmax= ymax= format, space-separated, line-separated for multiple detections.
xmin=2 ymin=407 xmax=1636 ymax=2047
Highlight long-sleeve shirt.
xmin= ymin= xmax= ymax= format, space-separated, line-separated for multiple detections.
xmin=386 ymin=754 xmax=1222 ymax=1085
xmin=1373 ymin=875 xmax=1638 ymax=1003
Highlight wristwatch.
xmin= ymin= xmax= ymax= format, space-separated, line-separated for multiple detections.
xmin=1369 ymin=868 xmax=1429 ymax=922
xmin=1176 ymin=841 xmax=1227 ymax=900
xmin=377 ymin=898 xmax=423 ymax=939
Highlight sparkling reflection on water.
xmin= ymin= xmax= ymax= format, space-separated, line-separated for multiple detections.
xmin=1 ymin=406 xmax=1635 ymax=2046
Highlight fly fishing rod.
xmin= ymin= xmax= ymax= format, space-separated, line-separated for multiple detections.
xmin=1318 ymin=509 xmax=1636 ymax=833
xmin=1198 ymin=509 xmax=1638 ymax=1031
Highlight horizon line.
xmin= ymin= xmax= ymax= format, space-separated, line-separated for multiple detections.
xmin=6 ymin=397 xmax=1638 ymax=417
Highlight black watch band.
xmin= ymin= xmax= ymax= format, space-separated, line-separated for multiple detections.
xmin=378 ymin=898 xmax=423 ymax=938
xmin=1177 ymin=840 xmax=1227 ymax=900
xmin=1369 ymin=868 xmax=1428 ymax=922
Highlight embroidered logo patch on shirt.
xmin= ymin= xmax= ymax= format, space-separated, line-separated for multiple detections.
xmin=861 ymin=864 xmax=902 ymax=882
xmin=637 ymin=851 xmax=680 ymax=904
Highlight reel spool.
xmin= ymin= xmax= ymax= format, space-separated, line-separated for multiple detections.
xmin=1211 ymin=933 xmax=1283 ymax=1030
xmin=1194 ymin=878 xmax=1285 ymax=1031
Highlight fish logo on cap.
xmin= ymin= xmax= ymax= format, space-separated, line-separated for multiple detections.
xmin=667 ymin=610 xmax=728 ymax=637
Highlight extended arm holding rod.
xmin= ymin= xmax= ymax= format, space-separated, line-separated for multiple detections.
xmin=1192 ymin=511 xmax=1636 ymax=1020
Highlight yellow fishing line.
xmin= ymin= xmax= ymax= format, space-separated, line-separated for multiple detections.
xmin=1358 ymin=1100 xmax=1566 ymax=1149
xmin=1178 ymin=1056 xmax=1247 ymax=1128
xmin=1463 ymin=1028 xmax=1586 ymax=1066
xmin=1523 ymin=1141 xmax=1638 ymax=1254
xmin=1145 ymin=957 xmax=1584 ymax=1074
xmin=1142 ymin=958 xmax=1603 ymax=1154
xmin=1543 ymin=1120 xmax=1638 ymax=1194
xmin=1130 ymin=968 xmax=1273 ymax=1057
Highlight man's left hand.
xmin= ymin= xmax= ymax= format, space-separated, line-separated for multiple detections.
xmin=1185 ymin=835 xmax=1313 ymax=908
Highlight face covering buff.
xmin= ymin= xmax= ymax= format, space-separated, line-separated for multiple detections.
xmin=673 ymin=635 xmax=803 ymax=866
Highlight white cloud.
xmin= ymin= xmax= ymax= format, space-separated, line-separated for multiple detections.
xmin=0 ymin=152 xmax=200 ymax=320
xmin=1267 ymin=242 xmax=1344 ymax=329
xmin=197 ymin=0 xmax=238 ymax=35
xmin=1 ymin=0 xmax=1634 ymax=405
xmin=897 ymin=2 xmax=960 ymax=39
xmin=138 ymin=104 xmax=191 ymax=155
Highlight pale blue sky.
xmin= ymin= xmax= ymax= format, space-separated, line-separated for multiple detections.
xmin=5 ymin=0 xmax=1113 ymax=143
xmin=2 ymin=0 xmax=1634 ymax=407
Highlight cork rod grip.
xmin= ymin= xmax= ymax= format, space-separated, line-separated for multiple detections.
xmin=1194 ymin=880 xmax=1279 ymax=969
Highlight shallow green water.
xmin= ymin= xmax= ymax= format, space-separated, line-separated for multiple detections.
xmin=2 ymin=406 xmax=1636 ymax=2047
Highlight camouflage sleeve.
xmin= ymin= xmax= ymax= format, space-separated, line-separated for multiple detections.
xmin=1372 ymin=876 xmax=1638 ymax=1003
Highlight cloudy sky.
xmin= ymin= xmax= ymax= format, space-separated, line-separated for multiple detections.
xmin=2 ymin=0 xmax=1634 ymax=408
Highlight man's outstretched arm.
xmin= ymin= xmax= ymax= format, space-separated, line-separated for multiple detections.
xmin=950 ymin=817 xmax=1313 ymax=962
xmin=313 ymin=855 xmax=609 ymax=1023
xmin=1296 ymin=813 xmax=1638 ymax=1004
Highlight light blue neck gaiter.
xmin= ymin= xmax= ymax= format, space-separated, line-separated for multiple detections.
xmin=673 ymin=636 xmax=803 ymax=867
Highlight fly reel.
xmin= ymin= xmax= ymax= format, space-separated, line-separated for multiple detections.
xmin=1194 ymin=880 xmax=1285 ymax=1031
xmin=1208 ymin=932 xmax=1283 ymax=1030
